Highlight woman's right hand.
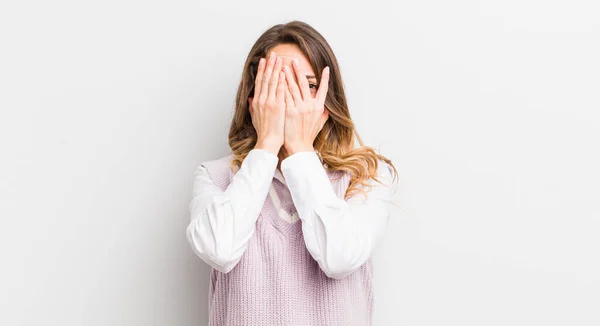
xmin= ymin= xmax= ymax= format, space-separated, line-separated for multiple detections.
xmin=248 ymin=51 xmax=286 ymax=155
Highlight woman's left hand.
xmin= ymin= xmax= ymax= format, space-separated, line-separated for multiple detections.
xmin=282 ymin=59 xmax=330 ymax=155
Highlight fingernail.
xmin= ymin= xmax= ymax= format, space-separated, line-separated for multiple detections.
xmin=293 ymin=58 xmax=299 ymax=65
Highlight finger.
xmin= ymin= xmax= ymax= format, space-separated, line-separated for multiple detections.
xmin=276 ymin=71 xmax=285 ymax=105
xmin=317 ymin=110 xmax=329 ymax=132
xmin=320 ymin=109 xmax=329 ymax=127
xmin=260 ymin=52 xmax=277 ymax=100
xmin=292 ymin=58 xmax=311 ymax=100
xmin=316 ymin=66 xmax=330 ymax=104
xmin=284 ymin=77 xmax=294 ymax=109
xmin=283 ymin=64 xmax=302 ymax=106
xmin=253 ymin=58 xmax=266 ymax=99
xmin=268 ymin=56 xmax=282 ymax=101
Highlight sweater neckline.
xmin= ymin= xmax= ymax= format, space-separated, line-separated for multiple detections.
xmin=263 ymin=184 xmax=303 ymax=237
xmin=268 ymin=184 xmax=300 ymax=224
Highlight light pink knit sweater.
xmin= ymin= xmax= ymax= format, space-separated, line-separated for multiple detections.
xmin=201 ymin=154 xmax=374 ymax=326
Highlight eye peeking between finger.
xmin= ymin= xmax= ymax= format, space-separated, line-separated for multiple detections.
xmin=309 ymin=83 xmax=318 ymax=97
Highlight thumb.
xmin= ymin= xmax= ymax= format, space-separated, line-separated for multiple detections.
xmin=319 ymin=110 xmax=329 ymax=130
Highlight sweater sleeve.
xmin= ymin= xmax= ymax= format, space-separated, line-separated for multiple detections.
xmin=280 ymin=151 xmax=397 ymax=279
xmin=186 ymin=149 xmax=278 ymax=273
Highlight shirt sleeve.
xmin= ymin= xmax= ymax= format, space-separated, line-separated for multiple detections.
xmin=186 ymin=148 xmax=278 ymax=273
xmin=280 ymin=151 xmax=397 ymax=279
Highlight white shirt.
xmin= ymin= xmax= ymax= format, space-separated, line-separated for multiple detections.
xmin=186 ymin=148 xmax=397 ymax=279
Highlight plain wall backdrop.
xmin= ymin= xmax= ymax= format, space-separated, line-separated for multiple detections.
xmin=1 ymin=0 xmax=599 ymax=325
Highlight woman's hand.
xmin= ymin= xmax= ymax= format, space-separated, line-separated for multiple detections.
xmin=282 ymin=59 xmax=330 ymax=155
xmin=248 ymin=52 xmax=287 ymax=155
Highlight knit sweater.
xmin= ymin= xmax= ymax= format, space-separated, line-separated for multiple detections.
xmin=200 ymin=153 xmax=374 ymax=326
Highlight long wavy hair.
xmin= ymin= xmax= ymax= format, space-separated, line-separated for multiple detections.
xmin=229 ymin=20 xmax=398 ymax=200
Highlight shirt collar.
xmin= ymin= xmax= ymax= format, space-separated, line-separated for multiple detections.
xmin=274 ymin=167 xmax=286 ymax=185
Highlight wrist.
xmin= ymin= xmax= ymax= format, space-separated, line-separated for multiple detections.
xmin=284 ymin=143 xmax=315 ymax=155
xmin=255 ymin=138 xmax=283 ymax=155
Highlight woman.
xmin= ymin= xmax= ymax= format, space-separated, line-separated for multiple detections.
xmin=186 ymin=20 xmax=399 ymax=326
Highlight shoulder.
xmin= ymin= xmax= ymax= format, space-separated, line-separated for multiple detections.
xmin=194 ymin=153 xmax=235 ymax=184
xmin=376 ymin=159 xmax=394 ymax=177
xmin=197 ymin=152 xmax=234 ymax=170
xmin=374 ymin=159 xmax=398 ymax=192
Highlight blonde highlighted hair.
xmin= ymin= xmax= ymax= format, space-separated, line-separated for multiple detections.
xmin=228 ymin=20 xmax=399 ymax=200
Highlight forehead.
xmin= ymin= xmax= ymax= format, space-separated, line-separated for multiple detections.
xmin=268 ymin=43 xmax=315 ymax=75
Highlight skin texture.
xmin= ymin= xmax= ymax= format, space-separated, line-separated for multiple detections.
xmin=248 ymin=44 xmax=330 ymax=164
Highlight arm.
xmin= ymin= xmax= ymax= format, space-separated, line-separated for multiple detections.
xmin=281 ymin=151 xmax=397 ymax=279
xmin=185 ymin=148 xmax=278 ymax=273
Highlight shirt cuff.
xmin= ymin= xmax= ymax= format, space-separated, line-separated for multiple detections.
xmin=280 ymin=151 xmax=339 ymax=207
xmin=248 ymin=148 xmax=279 ymax=161
xmin=227 ymin=148 xmax=279 ymax=199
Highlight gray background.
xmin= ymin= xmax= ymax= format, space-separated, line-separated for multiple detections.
xmin=1 ymin=0 xmax=599 ymax=325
